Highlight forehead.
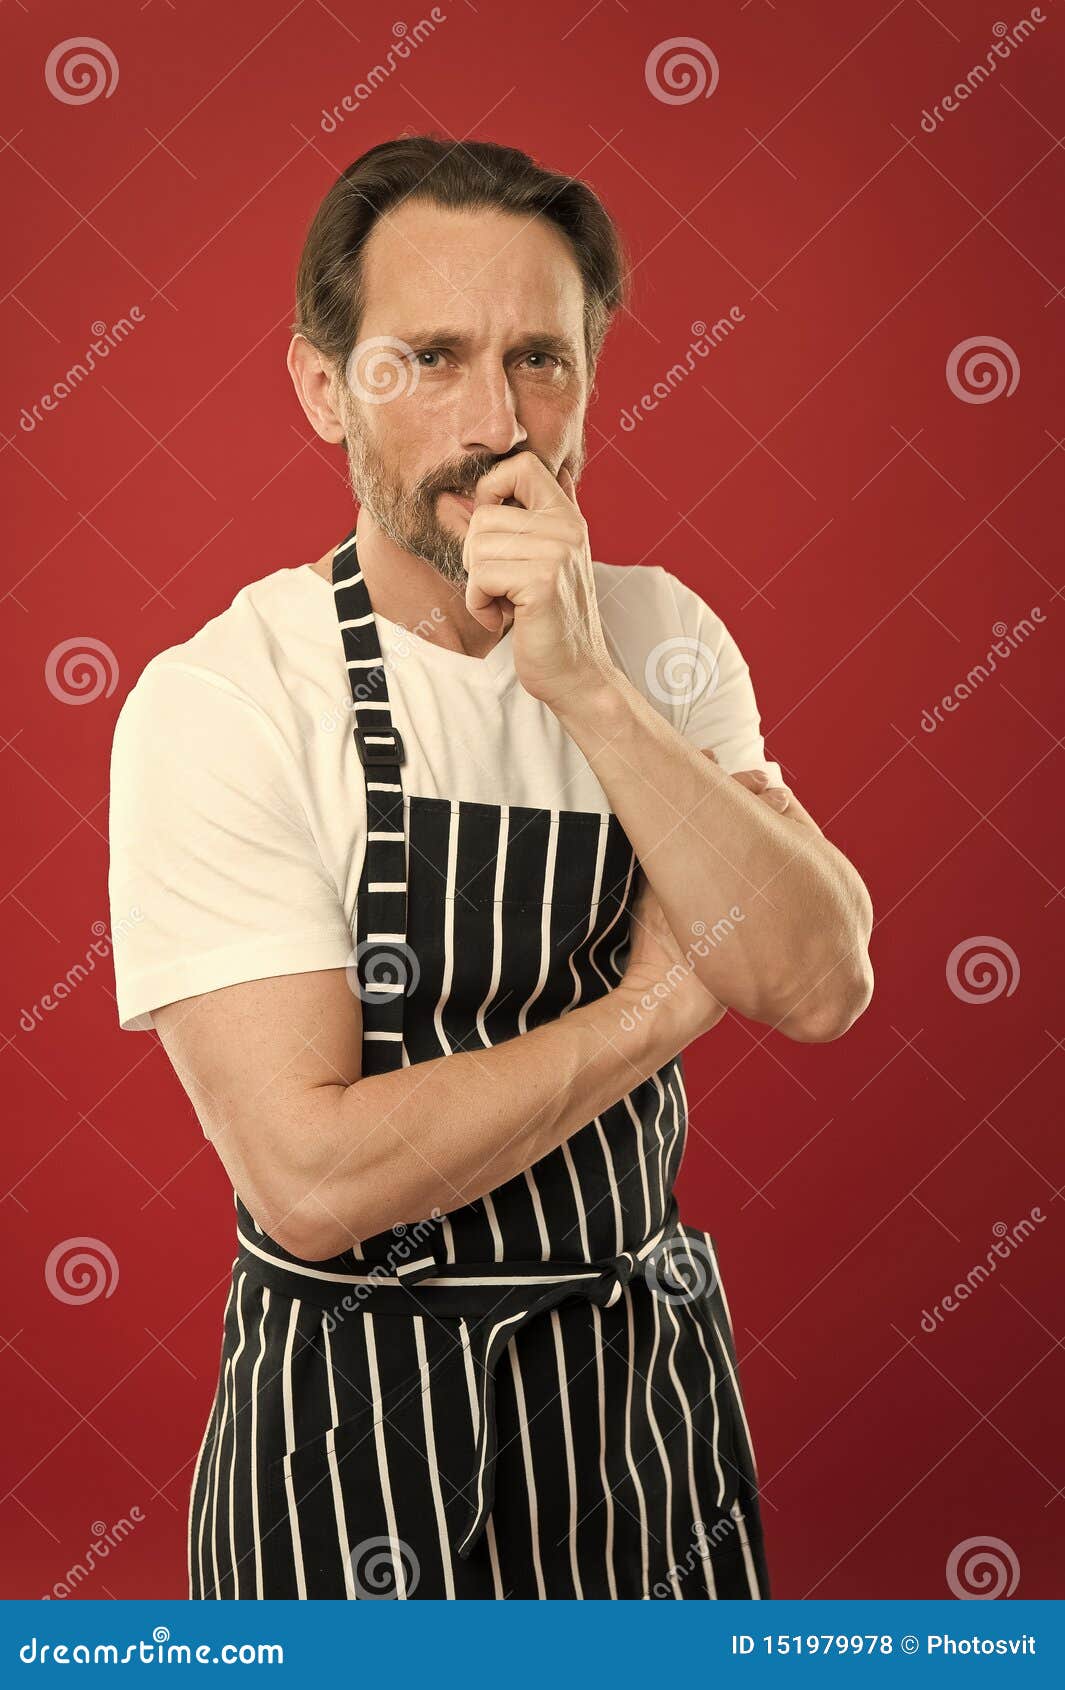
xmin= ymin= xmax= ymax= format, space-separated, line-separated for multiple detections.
xmin=358 ymin=199 xmax=586 ymax=335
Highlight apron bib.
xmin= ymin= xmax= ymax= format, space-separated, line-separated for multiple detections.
xmin=188 ymin=531 xmax=771 ymax=1600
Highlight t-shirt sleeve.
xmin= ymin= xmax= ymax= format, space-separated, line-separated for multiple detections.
xmin=107 ymin=661 xmax=354 ymax=1031
xmin=661 ymin=570 xmax=784 ymax=786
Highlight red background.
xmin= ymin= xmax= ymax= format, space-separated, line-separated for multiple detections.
xmin=2 ymin=0 xmax=1062 ymax=1601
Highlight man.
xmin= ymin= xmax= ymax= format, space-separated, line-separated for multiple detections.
xmin=108 ymin=136 xmax=874 ymax=1601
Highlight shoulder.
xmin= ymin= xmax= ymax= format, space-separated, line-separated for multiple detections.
xmin=593 ymin=560 xmax=731 ymax=645
xmin=591 ymin=560 xmax=743 ymax=706
xmin=111 ymin=566 xmax=324 ymax=749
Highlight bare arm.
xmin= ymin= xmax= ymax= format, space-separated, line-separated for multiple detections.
xmin=553 ymin=678 xmax=875 ymax=1042
xmin=152 ymin=892 xmax=724 ymax=1262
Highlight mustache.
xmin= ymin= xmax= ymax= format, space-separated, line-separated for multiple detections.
xmin=421 ymin=450 xmax=558 ymax=502
xmin=422 ymin=461 xmax=500 ymax=500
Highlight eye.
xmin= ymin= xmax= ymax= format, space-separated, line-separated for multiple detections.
xmin=522 ymin=352 xmax=562 ymax=372
xmin=414 ymin=348 xmax=446 ymax=369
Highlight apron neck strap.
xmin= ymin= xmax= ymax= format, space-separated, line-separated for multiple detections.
xmin=331 ymin=532 xmax=409 ymax=1074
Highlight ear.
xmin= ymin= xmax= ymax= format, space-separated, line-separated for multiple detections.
xmin=288 ymin=334 xmax=346 ymax=446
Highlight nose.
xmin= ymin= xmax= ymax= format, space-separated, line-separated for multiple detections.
xmin=451 ymin=362 xmax=528 ymax=459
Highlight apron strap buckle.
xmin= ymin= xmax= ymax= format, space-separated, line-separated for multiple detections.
xmin=355 ymin=723 xmax=406 ymax=767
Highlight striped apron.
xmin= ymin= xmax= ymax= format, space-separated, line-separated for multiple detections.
xmin=188 ymin=531 xmax=771 ymax=1600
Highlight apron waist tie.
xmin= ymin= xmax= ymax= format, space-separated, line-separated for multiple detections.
xmin=453 ymin=1225 xmax=674 ymax=1562
xmin=235 ymin=1205 xmax=692 ymax=1562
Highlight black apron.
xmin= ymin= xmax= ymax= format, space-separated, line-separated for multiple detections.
xmin=188 ymin=531 xmax=771 ymax=1599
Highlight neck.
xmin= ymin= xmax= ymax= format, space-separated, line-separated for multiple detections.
xmin=312 ymin=508 xmax=504 ymax=659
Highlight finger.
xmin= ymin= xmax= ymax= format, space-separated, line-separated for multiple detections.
xmin=556 ymin=464 xmax=581 ymax=508
xmin=463 ymin=561 xmax=530 ymax=612
xmin=466 ymin=508 xmax=575 ymax=541
xmin=764 ymin=786 xmax=792 ymax=812
xmin=731 ymin=769 xmax=769 ymax=792
xmin=465 ymin=590 xmax=509 ymax=633
xmin=474 ymin=450 xmax=569 ymax=513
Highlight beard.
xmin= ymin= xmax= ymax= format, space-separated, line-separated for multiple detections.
xmin=341 ymin=398 xmax=584 ymax=586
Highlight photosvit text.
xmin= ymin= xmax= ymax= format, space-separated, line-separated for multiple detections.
xmin=730 ymin=1634 xmax=1037 ymax=1656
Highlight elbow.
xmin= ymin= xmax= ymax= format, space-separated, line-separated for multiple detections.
xmin=259 ymin=1172 xmax=368 ymax=1262
xmin=266 ymin=1205 xmax=351 ymax=1263
xmin=780 ymin=958 xmax=875 ymax=1044
xmin=264 ymin=1173 xmax=424 ymax=1263
xmin=777 ymin=881 xmax=876 ymax=1044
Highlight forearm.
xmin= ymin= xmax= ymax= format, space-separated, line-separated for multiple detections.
xmin=554 ymin=672 xmax=874 ymax=1037
xmin=284 ymin=984 xmax=682 ymax=1258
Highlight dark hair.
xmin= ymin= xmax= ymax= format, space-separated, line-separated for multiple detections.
xmin=292 ymin=135 xmax=629 ymax=386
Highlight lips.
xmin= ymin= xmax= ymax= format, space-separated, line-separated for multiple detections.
xmin=441 ymin=489 xmax=476 ymax=513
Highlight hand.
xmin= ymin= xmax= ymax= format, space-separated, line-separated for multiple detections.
xmin=698 ymin=744 xmax=791 ymax=811
xmin=721 ymin=761 xmax=792 ymax=813
xmin=460 ymin=451 xmax=615 ymax=709
xmin=700 ymin=748 xmax=824 ymax=836
xmin=618 ymin=871 xmax=727 ymax=1044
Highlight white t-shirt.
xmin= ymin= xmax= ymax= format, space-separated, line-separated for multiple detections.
xmin=108 ymin=560 xmax=782 ymax=1031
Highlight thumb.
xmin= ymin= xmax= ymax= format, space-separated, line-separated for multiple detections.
xmin=557 ymin=464 xmax=580 ymax=506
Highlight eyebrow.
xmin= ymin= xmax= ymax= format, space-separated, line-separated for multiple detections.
xmin=396 ymin=327 xmax=581 ymax=363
